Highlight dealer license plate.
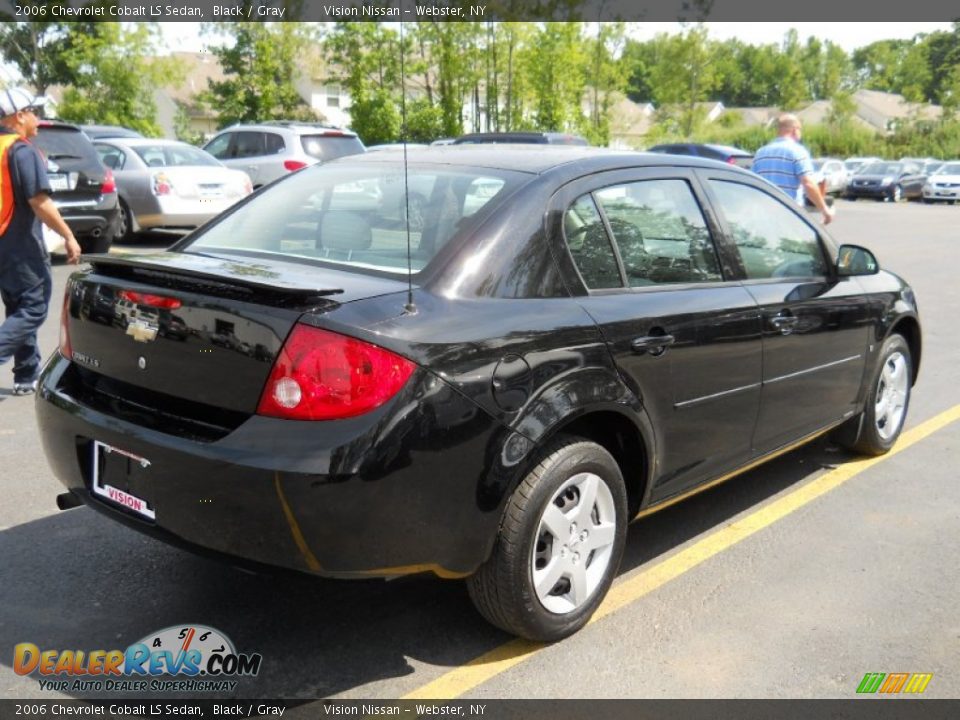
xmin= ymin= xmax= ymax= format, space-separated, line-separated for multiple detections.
xmin=90 ymin=441 xmax=155 ymax=520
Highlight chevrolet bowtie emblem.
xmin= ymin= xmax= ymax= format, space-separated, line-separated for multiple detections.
xmin=126 ymin=320 xmax=158 ymax=343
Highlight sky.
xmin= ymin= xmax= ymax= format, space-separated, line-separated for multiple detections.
xmin=160 ymin=21 xmax=954 ymax=54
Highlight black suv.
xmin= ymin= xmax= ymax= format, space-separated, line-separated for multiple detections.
xmin=33 ymin=120 xmax=120 ymax=254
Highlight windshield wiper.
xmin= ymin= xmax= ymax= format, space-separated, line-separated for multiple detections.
xmin=45 ymin=153 xmax=83 ymax=161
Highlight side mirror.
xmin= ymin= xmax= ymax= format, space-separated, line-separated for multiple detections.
xmin=837 ymin=244 xmax=879 ymax=277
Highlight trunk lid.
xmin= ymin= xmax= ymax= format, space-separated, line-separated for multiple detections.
xmin=64 ymin=251 xmax=410 ymax=416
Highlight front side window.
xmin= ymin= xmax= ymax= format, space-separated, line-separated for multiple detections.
xmin=203 ymin=133 xmax=232 ymax=159
xmin=709 ymin=181 xmax=827 ymax=280
xmin=594 ymin=179 xmax=722 ymax=286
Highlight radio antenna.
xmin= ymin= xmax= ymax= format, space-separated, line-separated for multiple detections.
xmin=400 ymin=19 xmax=416 ymax=315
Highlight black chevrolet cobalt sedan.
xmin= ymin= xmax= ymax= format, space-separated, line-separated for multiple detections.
xmin=38 ymin=147 xmax=920 ymax=641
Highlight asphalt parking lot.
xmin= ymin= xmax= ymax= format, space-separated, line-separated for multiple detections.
xmin=0 ymin=200 xmax=958 ymax=703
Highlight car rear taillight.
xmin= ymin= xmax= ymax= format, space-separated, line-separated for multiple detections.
xmin=152 ymin=171 xmax=172 ymax=196
xmin=118 ymin=290 xmax=182 ymax=309
xmin=59 ymin=289 xmax=72 ymax=360
xmin=101 ymin=167 xmax=117 ymax=194
xmin=257 ymin=324 xmax=416 ymax=421
xmin=283 ymin=160 xmax=308 ymax=172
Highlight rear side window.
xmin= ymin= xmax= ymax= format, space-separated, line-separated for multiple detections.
xmin=133 ymin=144 xmax=221 ymax=168
xmin=594 ymin=179 xmax=722 ymax=286
xmin=95 ymin=144 xmax=126 ymax=171
xmin=596 ymin=180 xmax=723 ymax=287
xmin=264 ymin=132 xmax=285 ymax=155
xmin=563 ymin=195 xmax=622 ymax=290
xmin=233 ymin=132 xmax=266 ymax=158
xmin=299 ymin=135 xmax=364 ymax=161
xmin=710 ymin=181 xmax=827 ymax=279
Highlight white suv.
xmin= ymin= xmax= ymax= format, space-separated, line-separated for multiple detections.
xmin=202 ymin=122 xmax=365 ymax=188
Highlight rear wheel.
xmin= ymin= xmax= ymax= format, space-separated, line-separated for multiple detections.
xmin=467 ymin=438 xmax=627 ymax=641
xmin=841 ymin=334 xmax=912 ymax=456
xmin=115 ymin=199 xmax=135 ymax=243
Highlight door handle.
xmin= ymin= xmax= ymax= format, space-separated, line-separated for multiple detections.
xmin=631 ymin=334 xmax=675 ymax=356
xmin=770 ymin=313 xmax=799 ymax=335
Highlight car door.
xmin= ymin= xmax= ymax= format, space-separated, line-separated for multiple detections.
xmin=552 ymin=168 xmax=763 ymax=499
xmin=900 ymin=163 xmax=925 ymax=197
xmin=701 ymin=171 xmax=871 ymax=454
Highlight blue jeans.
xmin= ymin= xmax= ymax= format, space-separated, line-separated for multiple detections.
xmin=0 ymin=274 xmax=53 ymax=384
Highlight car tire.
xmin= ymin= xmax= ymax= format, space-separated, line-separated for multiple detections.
xmin=891 ymin=185 xmax=903 ymax=203
xmin=841 ymin=334 xmax=912 ymax=457
xmin=116 ymin=200 xmax=135 ymax=243
xmin=467 ymin=438 xmax=627 ymax=642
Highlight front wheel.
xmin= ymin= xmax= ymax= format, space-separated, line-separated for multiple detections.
xmin=843 ymin=335 xmax=912 ymax=456
xmin=891 ymin=185 xmax=903 ymax=203
xmin=467 ymin=438 xmax=627 ymax=641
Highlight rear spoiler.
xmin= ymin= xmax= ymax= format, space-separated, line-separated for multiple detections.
xmin=85 ymin=252 xmax=344 ymax=307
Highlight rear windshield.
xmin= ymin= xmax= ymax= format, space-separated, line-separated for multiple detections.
xmin=33 ymin=126 xmax=102 ymax=170
xmin=185 ymin=161 xmax=527 ymax=275
xmin=133 ymin=144 xmax=221 ymax=168
xmin=299 ymin=134 xmax=365 ymax=161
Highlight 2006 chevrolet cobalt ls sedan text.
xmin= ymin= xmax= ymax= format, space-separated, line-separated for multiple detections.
xmin=38 ymin=147 xmax=920 ymax=641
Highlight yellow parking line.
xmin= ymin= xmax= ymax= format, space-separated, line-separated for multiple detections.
xmin=403 ymin=403 xmax=960 ymax=700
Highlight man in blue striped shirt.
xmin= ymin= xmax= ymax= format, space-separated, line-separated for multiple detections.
xmin=753 ymin=114 xmax=835 ymax=225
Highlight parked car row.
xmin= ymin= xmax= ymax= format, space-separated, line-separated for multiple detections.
xmin=644 ymin=143 xmax=959 ymax=205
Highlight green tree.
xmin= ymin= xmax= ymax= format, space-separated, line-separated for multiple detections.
xmin=581 ymin=22 xmax=628 ymax=145
xmin=325 ymin=22 xmax=403 ymax=144
xmin=524 ymin=22 xmax=586 ymax=132
xmin=648 ymin=25 xmax=717 ymax=137
xmin=0 ymin=9 xmax=99 ymax=95
xmin=204 ymin=22 xmax=317 ymax=128
xmin=56 ymin=24 xmax=177 ymax=136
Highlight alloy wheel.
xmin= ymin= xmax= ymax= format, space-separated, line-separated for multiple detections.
xmin=874 ymin=350 xmax=909 ymax=442
xmin=531 ymin=472 xmax=617 ymax=614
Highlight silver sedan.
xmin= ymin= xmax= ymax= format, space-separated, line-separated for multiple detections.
xmin=93 ymin=138 xmax=252 ymax=241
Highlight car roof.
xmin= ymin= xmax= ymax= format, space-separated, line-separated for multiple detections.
xmin=216 ymin=122 xmax=358 ymax=137
xmin=339 ymin=145 xmax=756 ymax=178
xmin=81 ymin=124 xmax=143 ymax=138
xmin=95 ymin=138 xmax=192 ymax=147
xmin=38 ymin=119 xmax=83 ymax=132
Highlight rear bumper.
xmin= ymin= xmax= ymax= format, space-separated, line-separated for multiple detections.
xmin=137 ymin=197 xmax=244 ymax=231
xmin=56 ymin=195 xmax=120 ymax=239
xmin=36 ymin=354 xmax=505 ymax=579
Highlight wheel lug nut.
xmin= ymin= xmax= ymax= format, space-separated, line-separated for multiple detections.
xmin=570 ymin=523 xmax=577 ymax=535
xmin=580 ymin=531 xmax=588 ymax=541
